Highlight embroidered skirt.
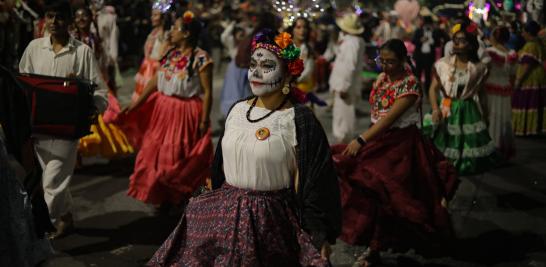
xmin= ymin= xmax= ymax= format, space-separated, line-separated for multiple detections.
xmin=127 ymin=92 xmax=213 ymax=205
xmin=512 ymin=85 xmax=546 ymax=136
xmin=331 ymin=125 xmax=458 ymax=253
xmin=147 ymin=184 xmax=328 ymax=267
xmin=423 ymin=98 xmax=500 ymax=176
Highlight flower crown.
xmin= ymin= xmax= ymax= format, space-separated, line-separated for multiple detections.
xmin=152 ymin=0 xmax=173 ymax=13
xmin=183 ymin=11 xmax=194 ymax=24
xmin=451 ymin=23 xmax=478 ymax=34
xmin=251 ymin=30 xmax=304 ymax=77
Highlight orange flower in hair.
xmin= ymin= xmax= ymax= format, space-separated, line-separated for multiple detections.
xmin=274 ymin=32 xmax=293 ymax=49
xmin=183 ymin=11 xmax=194 ymax=24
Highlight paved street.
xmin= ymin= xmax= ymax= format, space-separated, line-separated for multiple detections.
xmin=43 ymin=62 xmax=546 ymax=267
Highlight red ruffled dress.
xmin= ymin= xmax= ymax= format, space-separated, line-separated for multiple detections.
xmin=124 ymin=48 xmax=213 ymax=205
xmin=331 ymin=70 xmax=458 ymax=253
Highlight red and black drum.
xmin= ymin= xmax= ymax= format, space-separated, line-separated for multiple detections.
xmin=16 ymin=73 xmax=97 ymax=139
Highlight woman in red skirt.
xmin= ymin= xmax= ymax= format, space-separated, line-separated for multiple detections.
xmin=122 ymin=11 xmax=213 ymax=207
xmin=332 ymin=39 xmax=458 ymax=266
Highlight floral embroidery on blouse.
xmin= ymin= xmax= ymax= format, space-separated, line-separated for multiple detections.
xmin=160 ymin=50 xmax=190 ymax=81
xmin=370 ymin=68 xmax=420 ymax=122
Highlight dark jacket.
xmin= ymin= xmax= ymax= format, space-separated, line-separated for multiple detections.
xmin=212 ymin=98 xmax=342 ymax=248
xmin=0 ymin=65 xmax=55 ymax=237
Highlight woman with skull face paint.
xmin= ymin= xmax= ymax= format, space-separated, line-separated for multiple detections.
xmin=423 ymin=24 xmax=500 ymax=175
xmin=122 ymin=11 xmax=213 ymax=208
xmin=148 ymin=29 xmax=340 ymax=267
xmin=331 ymin=39 xmax=458 ymax=266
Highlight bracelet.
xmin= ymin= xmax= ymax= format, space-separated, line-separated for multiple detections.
xmin=356 ymin=135 xmax=367 ymax=146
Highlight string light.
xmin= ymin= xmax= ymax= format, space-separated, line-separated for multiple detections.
xmin=271 ymin=0 xmax=330 ymax=27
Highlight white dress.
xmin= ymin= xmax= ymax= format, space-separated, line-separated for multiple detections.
xmin=221 ymin=101 xmax=297 ymax=191
xmin=483 ymin=47 xmax=517 ymax=157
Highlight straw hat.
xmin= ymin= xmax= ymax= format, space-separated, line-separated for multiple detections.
xmin=336 ymin=13 xmax=364 ymax=35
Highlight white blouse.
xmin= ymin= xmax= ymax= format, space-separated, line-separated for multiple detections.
xmin=221 ymin=101 xmax=298 ymax=191
xmin=157 ymin=71 xmax=202 ymax=98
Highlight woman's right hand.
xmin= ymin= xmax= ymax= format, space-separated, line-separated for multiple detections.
xmin=121 ymin=102 xmax=137 ymax=114
xmin=431 ymin=109 xmax=442 ymax=124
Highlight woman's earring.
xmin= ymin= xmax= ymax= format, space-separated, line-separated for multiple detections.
xmin=282 ymin=84 xmax=290 ymax=95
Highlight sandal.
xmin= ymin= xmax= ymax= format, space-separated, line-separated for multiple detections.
xmin=48 ymin=212 xmax=74 ymax=240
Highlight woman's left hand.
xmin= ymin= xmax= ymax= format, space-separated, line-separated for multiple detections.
xmin=342 ymin=139 xmax=362 ymax=157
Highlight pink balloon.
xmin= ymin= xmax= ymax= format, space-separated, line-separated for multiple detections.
xmin=394 ymin=0 xmax=420 ymax=24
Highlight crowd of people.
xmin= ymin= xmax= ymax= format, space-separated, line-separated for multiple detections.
xmin=1 ymin=0 xmax=546 ymax=266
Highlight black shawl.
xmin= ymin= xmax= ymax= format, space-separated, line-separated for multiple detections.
xmin=211 ymin=99 xmax=342 ymax=248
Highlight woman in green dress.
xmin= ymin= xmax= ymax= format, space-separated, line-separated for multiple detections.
xmin=424 ymin=23 xmax=499 ymax=176
xmin=512 ymin=20 xmax=546 ymax=136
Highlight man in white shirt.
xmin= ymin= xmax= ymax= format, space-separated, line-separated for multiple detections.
xmin=329 ymin=13 xmax=366 ymax=143
xmin=19 ymin=1 xmax=108 ymax=239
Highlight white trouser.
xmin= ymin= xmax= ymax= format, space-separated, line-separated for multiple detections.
xmin=34 ymin=137 xmax=78 ymax=220
xmin=332 ymin=93 xmax=356 ymax=143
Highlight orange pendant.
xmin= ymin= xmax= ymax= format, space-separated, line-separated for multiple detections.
xmin=255 ymin=127 xmax=271 ymax=141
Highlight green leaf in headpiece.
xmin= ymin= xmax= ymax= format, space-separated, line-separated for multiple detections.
xmin=281 ymin=44 xmax=301 ymax=61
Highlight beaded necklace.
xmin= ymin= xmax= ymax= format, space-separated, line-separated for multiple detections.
xmin=246 ymin=96 xmax=290 ymax=123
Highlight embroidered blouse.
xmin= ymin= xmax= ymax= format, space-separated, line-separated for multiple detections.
xmin=144 ymin=28 xmax=165 ymax=60
xmin=483 ymin=47 xmax=517 ymax=94
xmin=434 ymin=56 xmax=488 ymax=100
xmin=221 ymin=101 xmax=297 ymax=191
xmin=369 ymin=68 xmax=421 ymax=128
xmin=157 ymin=48 xmax=212 ymax=98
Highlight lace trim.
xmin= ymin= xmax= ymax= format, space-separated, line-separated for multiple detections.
xmin=447 ymin=121 xmax=487 ymax=135
xmin=443 ymin=140 xmax=496 ymax=159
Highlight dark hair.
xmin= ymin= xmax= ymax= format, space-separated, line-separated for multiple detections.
xmin=288 ymin=17 xmax=313 ymax=59
xmin=423 ymin=16 xmax=433 ymax=25
xmin=453 ymin=29 xmax=480 ymax=63
xmin=380 ymin=39 xmax=420 ymax=89
xmin=380 ymin=39 xmax=408 ymax=62
xmin=289 ymin=17 xmax=311 ymax=42
xmin=73 ymin=7 xmax=102 ymax=55
xmin=179 ymin=14 xmax=203 ymax=81
xmin=492 ymin=26 xmax=510 ymax=44
xmin=44 ymin=0 xmax=73 ymax=21
xmin=252 ymin=11 xmax=281 ymax=36
xmin=525 ymin=20 xmax=540 ymax=37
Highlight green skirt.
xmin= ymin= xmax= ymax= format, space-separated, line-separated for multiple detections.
xmin=423 ymin=98 xmax=499 ymax=176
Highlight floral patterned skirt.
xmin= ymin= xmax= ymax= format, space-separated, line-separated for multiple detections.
xmin=147 ymin=183 xmax=328 ymax=267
